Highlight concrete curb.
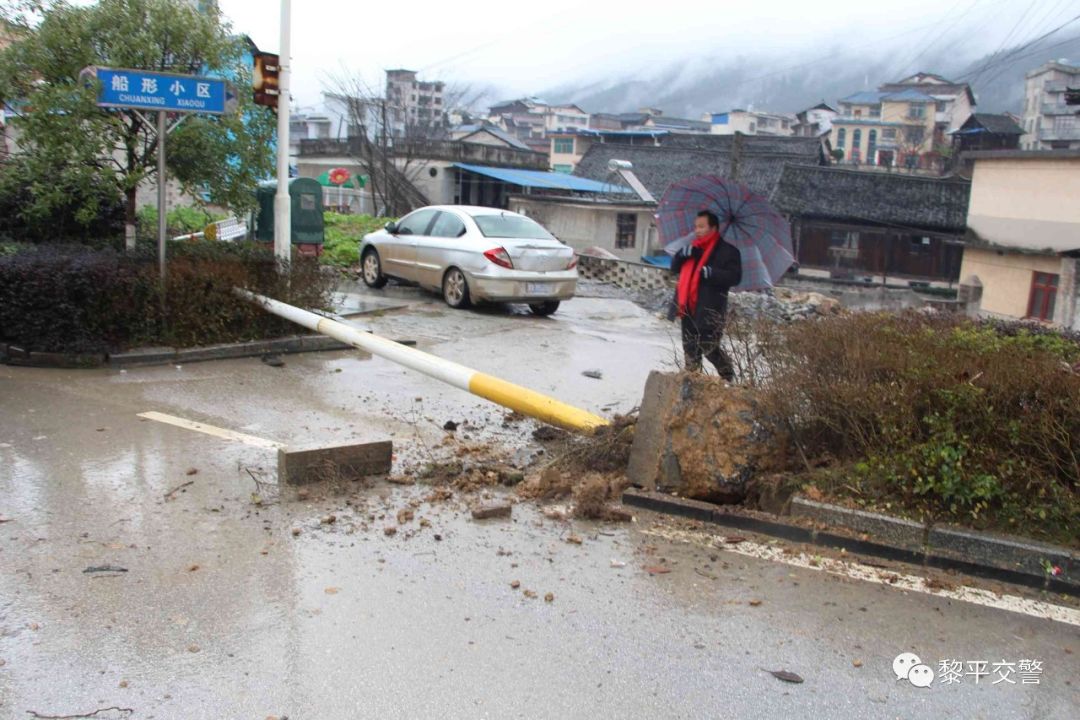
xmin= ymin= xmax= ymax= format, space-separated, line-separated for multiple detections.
xmin=623 ymin=489 xmax=1080 ymax=598
xmin=1 ymin=345 xmax=107 ymax=369
xmin=108 ymin=335 xmax=350 ymax=368
xmin=3 ymin=336 xmax=353 ymax=369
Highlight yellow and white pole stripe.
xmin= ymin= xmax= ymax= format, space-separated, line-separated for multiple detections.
xmin=235 ymin=289 xmax=610 ymax=434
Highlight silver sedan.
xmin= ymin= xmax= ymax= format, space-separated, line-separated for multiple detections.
xmin=358 ymin=205 xmax=578 ymax=316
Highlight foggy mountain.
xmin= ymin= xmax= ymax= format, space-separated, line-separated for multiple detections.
xmin=544 ymin=32 xmax=1080 ymax=118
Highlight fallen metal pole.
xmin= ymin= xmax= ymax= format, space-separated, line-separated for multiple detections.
xmin=235 ymin=289 xmax=610 ymax=434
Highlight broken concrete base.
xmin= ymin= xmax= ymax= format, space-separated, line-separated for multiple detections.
xmin=627 ymin=371 xmax=778 ymax=503
xmin=277 ymin=440 xmax=392 ymax=486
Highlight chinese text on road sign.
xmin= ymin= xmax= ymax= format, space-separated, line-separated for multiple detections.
xmin=95 ymin=68 xmax=227 ymax=114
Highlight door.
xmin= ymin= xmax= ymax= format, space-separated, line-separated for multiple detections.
xmin=383 ymin=208 xmax=437 ymax=280
xmin=416 ymin=210 xmax=469 ymax=289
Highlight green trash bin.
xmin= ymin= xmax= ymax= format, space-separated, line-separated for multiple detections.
xmin=254 ymin=178 xmax=325 ymax=256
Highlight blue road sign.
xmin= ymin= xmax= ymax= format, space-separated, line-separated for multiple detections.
xmin=93 ymin=67 xmax=229 ymax=114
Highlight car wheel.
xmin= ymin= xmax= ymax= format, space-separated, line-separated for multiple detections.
xmin=361 ymin=248 xmax=387 ymax=289
xmin=442 ymin=267 xmax=471 ymax=308
xmin=529 ymin=301 xmax=560 ymax=316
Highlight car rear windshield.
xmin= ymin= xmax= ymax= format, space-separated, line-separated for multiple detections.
xmin=472 ymin=214 xmax=556 ymax=240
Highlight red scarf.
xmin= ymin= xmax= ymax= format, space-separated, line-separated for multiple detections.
xmin=676 ymin=230 xmax=719 ymax=317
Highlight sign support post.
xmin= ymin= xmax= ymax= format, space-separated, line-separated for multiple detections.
xmin=157 ymin=109 xmax=167 ymax=281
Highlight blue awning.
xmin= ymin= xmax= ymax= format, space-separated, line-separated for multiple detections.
xmin=453 ymin=163 xmax=630 ymax=193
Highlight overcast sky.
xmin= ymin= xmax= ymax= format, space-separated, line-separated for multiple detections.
xmin=218 ymin=0 xmax=1079 ymax=107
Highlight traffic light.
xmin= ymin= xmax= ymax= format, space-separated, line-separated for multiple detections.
xmin=253 ymin=52 xmax=280 ymax=109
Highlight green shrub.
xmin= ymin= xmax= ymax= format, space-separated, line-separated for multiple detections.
xmin=753 ymin=311 xmax=1080 ymax=545
xmin=136 ymin=204 xmax=228 ymax=241
xmin=0 ymin=241 xmax=335 ymax=353
xmin=321 ymin=212 xmax=394 ymax=267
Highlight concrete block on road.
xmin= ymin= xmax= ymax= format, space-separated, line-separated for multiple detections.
xmin=791 ymin=496 xmax=928 ymax=551
xmin=471 ymin=502 xmax=513 ymax=520
xmin=277 ymin=440 xmax=393 ymax=486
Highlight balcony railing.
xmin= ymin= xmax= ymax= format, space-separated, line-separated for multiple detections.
xmin=1038 ymin=127 xmax=1080 ymax=142
xmin=1041 ymin=102 xmax=1075 ymax=116
xmin=299 ymin=137 xmax=549 ymax=169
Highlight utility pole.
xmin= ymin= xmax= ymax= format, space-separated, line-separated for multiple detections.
xmin=273 ymin=0 xmax=291 ymax=263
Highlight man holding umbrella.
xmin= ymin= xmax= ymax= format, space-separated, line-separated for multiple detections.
xmin=659 ymin=174 xmax=796 ymax=381
xmin=670 ymin=210 xmax=742 ymax=380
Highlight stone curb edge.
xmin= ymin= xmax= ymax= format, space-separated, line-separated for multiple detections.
xmin=1 ymin=335 xmax=352 ymax=370
xmin=622 ymin=489 xmax=1079 ymax=598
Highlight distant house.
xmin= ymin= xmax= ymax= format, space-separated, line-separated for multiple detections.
xmin=960 ymin=149 xmax=1080 ymax=327
xmin=546 ymin=128 xmax=666 ymax=174
xmin=487 ymin=98 xmax=589 ymax=142
xmin=772 ymin=165 xmax=970 ymax=283
xmin=1020 ymin=61 xmax=1080 ymax=150
xmin=449 ymin=123 xmax=534 ymax=151
xmin=588 ymin=108 xmax=710 ymax=134
xmin=831 ymin=72 xmax=975 ymax=170
xmin=385 ymin=69 xmax=446 ymax=135
xmin=792 ymin=102 xmax=838 ymax=138
xmin=708 ymin=109 xmax=796 ymax=136
xmin=950 ymin=113 xmax=1024 ymax=155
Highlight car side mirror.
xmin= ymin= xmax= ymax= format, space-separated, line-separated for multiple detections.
xmin=385 ymin=221 xmax=398 ymax=234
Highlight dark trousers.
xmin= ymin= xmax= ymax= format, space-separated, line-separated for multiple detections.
xmin=681 ymin=311 xmax=735 ymax=381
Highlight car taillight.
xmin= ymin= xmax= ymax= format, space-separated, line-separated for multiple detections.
xmin=566 ymin=255 xmax=578 ymax=270
xmin=484 ymin=247 xmax=514 ymax=269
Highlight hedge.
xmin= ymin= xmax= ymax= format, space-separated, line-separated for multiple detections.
xmin=0 ymin=241 xmax=336 ymax=353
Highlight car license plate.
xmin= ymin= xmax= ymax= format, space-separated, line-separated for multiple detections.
xmin=526 ymin=282 xmax=551 ymax=296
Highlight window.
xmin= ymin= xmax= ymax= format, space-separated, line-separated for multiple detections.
xmin=905 ymin=126 xmax=925 ymax=145
xmin=616 ymin=213 xmax=637 ymax=249
xmin=909 ymin=236 xmax=931 ymax=255
xmin=396 ymin=209 xmax=438 ymax=236
xmin=429 ymin=211 xmax=467 ymax=238
xmin=552 ymin=164 xmax=573 ymax=174
xmin=935 ymin=101 xmax=947 ymax=112
xmin=908 ymin=104 xmax=926 ymax=120
xmin=867 ymin=130 xmax=877 ymax=165
xmin=1028 ymin=272 xmax=1059 ymax=321
xmin=830 ymin=231 xmax=859 ymax=250
xmin=553 ymin=137 xmax=574 ymax=154
xmin=749 ymin=122 xmax=756 ymax=133
xmin=837 ymin=128 xmax=846 ymax=148
xmin=882 ymin=128 xmax=897 ymax=140
xmin=472 ymin=213 xmax=555 ymax=240
xmin=854 ymin=109 xmax=862 ymax=118
xmin=852 ymin=129 xmax=862 ymax=160
xmin=870 ymin=107 xmax=881 ymax=118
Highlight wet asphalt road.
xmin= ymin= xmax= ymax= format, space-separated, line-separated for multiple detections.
xmin=0 ymin=288 xmax=1077 ymax=719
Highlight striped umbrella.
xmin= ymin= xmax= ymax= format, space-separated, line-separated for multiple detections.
xmin=657 ymin=175 xmax=795 ymax=291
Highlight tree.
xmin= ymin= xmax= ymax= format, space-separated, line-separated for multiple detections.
xmin=895 ymin=124 xmax=928 ymax=172
xmin=321 ymin=70 xmax=490 ymax=217
xmin=0 ymin=0 xmax=275 ymax=246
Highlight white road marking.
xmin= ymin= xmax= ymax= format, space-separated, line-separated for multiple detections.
xmin=642 ymin=526 xmax=1080 ymax=628
xmin=138 ymin=411 xmax=284 ymax=450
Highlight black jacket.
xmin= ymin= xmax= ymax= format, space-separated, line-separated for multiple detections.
xmin=670 ymin=239 xmax=742 ymax=325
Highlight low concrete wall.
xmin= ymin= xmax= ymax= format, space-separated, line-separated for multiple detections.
xmin=576 ymin=255 xmax=672 ymax=292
